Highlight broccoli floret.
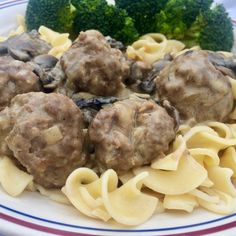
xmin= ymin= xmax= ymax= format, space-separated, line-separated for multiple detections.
xmin=155 ymin=0 xmax=213 ymax=40
xmin=198 ymin=5 xmax=234 ymax=51
xmin=115 ymin=0 xmax=168 ymax=35
xmin=25 ymin=0 xmax=76 ymax=33
xmin=73 ymin=0 xmax=139 ymax=44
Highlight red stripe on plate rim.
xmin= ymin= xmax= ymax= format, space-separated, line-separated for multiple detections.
xmin=1 ymin=212 xmax=236 ymax=236
xmin=0 ymin=212 xmax=94 ymax=236
xmin=0 ymin=0 xmax=236 ymax=235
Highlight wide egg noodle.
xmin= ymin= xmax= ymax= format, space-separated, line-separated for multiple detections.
xmin=151 ymin=135 xmax=186 ymax=171
xmin=206 ymin=121 xmax=234 ymax=139
xmin=190 ymin=189 xmax=220 ymax=204
xmin=183 ymin=125 xmax=236 ymax=152
xmin=38 ymin=26 xmax=72 ymax=58
xmin=207 ymin=166 xmax=236 ymax=197
xmin=36 ymin=185 xmax=70 ymax=205
xmin=196 ymin=188 xmax=235 ymax=215
xmin=101 ymin=170 xmax=158 ymax=226
xmin=0 ymin=156 xmax=33 ymax=196
xmin=163 ymin=194 xmax=198 ymax=213
xmin=189 ymin=148 xmax=219 ymax=166
xmin=62 ymin=168 xmax=110 ymax=221
xmin=126 ymin=33 xmax=185 ymax=65
xmin=220 ymin=147 xmax=236 ymax=177
xmin=133 ymin=149 xmax=207 ymax=195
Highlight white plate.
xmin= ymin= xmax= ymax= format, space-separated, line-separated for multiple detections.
xmin=0 ymin=1 xmax=236 ymax=236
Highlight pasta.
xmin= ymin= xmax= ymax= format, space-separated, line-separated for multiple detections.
xmin=0 ymin=156 xmax=33 ymax=196
xmin=0 ymin=17 xmax=71 ymax=59
xmin=196 ymin=188 xmax=235 ymax=215
xmin=163 ymin=194 xmax=198 ymax=213
xmin=38 ymin=26 xmax=72 ymax=58
xmin=220 ymin=147 xmax=236 ymax=177
xmin=133 ymin=146 xmax=207 ymax=195
xmin=126 ymin=33 xmax=185 ymax=65
xmin=62 ymin=168 xmax=158 ymax=225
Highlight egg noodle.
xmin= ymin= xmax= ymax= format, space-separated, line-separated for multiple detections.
xmin=1 ymin=19 xmax=236 ymax=226
xmin=0 ymin=16 xmax=71 ymax=58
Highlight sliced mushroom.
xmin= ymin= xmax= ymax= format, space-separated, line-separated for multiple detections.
xmin=0 ymin=30 xmax=51 ymax=61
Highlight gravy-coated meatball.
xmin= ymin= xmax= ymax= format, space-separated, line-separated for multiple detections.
xmin=0 ymin=57 xmax=40 ymax=110
xmin=156 ymin=50 xmax=234 ymax=122
xmin=2 ymin=92 xmax=85 ymax=188
xmin=89 ymin=98 xmax=177 ymax=173
xmin=61 ymin=30 xmax=129 ymax=96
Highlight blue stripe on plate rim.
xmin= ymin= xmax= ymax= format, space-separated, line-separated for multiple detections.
xmin=0 ymin=0 xmax=236 ymax=233
xmin=1 ymin=204 xmax=236 ymax=232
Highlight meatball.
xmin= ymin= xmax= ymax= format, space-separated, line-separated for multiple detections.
xmin=155 ymin=50 xmax=234 ymax=122
xmin=0 ymin=30 xmax=51 ymax=61
xmin=1 ymin=92 xmax=85 ymax=188
xmin=89 ymin=98 xmax=177 ymax=173
xmin=60 ymin=30 xmax=130 ymax=96
xmin=0 ymin=57 xmax=40 ymax=110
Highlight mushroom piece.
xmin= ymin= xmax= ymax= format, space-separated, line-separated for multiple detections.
xmin=156 ymin=50 xmax=234 ymax=122
xmin=207 ymin=52 xmax=236 ymax=77
xmin=125 ymin=56 xmax=172 ymax=94
xmin=105 ymin=36 xmax=126 ymax=51
xmin=28 ymin=55 xmax=65 ymax=92
xmin=0 ymin=30 xmax=51 ymax=61
xmin=88 ymin=97 xmax=178 ymax=174
xmin=74 ymin=96 xmax=118 ymax=127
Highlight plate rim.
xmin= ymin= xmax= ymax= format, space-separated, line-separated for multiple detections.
xmin=0 ymin=0 xmax=236 ymax=235
xmin=1 ymin=204 xmax=236 ymax=236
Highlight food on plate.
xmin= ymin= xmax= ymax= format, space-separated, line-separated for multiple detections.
xmin=89 ymin=97 xmax=178 ymax=174
xmin=155 ymin=1 xmax=234 ymax=51
xmin=0 ymin=30 xmax=51 ymax=61
xmin=115 ymin=0 xmax=168 ymax=35
xmin=38 ymin=26 xmax=72 ymax=59
xmin=24 ymin=0 xmax=234 ymax=52
xmin=0 ymin=156 xmax=33 ymax=197
xmin=73 ymin=0 xmax=139 ymax=44
xmin=126 ymin=33 xmax=185 ymax=65
xmin=0 ymin=56 xmax=40 ymax=110
xmin=0 ymin=92 xmax=86 ymax=188
xmin=0 ymin=0 xmax=236 ymax=226
xmin=155 ymin=50 xmax=234 ymax=122
xmin=60 ymin=30 xmax=130 ymax=96
xmin=155 ymin=0 xmax=212 ymax=41
xmin=25 ymin=0 xmax=75 ymax=34
xmin=62 ymin=168 xmax=158 ymax=225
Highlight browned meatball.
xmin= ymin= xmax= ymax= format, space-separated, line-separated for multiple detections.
xmin=89 ymin=98 xmax=177 ymax=173
xmin=156 ymin=50 xmax=234 ymax=122
xmin=1 ymin=92 xmax=85 ymax=188
xmin=60 ymin=30 xmax=130 ymax=96
xmin=0 ymin=57 xmax=40 ymax=110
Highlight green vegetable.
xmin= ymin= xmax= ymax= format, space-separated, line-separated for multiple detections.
xmin=155 ymin=0 xmax=233 ymax=51
xmin=25 ymin=0 xmax=76 ymax=33
xmin=155 ymin=0 xmax=213 ymax=40
xmin=73 ymin=0 xmax=139 ymax=44
xmin=115 ymin=0 xmax=168 ymax=35
xmin=25 ymin=0 xmax=234 ymax=51
xmin=196 ymin=4 xmax=234 ymax=51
